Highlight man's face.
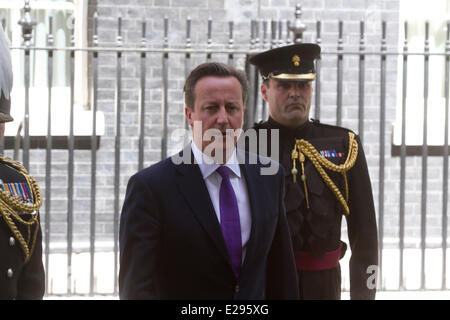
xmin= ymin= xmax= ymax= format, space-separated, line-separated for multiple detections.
xmin=261 ymin=79 xmax=312 ymax=128
xmin=185 ymin=75 xmax=244 ymax=162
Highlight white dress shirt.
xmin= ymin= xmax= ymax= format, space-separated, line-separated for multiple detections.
xmin=191 ymin=141 xmax=252 ymax=262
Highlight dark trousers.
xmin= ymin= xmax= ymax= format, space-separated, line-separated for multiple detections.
xmin=297 ymin=264 xmax=341 ymax=300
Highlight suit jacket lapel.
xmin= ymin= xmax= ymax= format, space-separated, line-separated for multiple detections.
xmin=238 ymin=154 xmax=262 ymax=271
xmin=172 ymin=146 xmax=230 ymax=261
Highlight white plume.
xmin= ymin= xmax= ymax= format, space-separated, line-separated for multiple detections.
xmin=0 ymin=24 xmax=13 ymax=100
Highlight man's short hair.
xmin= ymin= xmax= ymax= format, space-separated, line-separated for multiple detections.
xmin=183 ymin=62 xmax=249 ymax=110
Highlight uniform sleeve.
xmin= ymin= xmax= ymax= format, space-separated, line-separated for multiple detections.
xmin=346 ymin=135 xmax=379 ymax=300
xmin=265 ymin=166 xmax=300 ymax=299
xmin=16 ymin=216 xmax=45 ymax=300
xmin=119 ymin=173 xmax=161 ymax=300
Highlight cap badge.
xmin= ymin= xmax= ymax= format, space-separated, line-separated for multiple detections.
xmin=292 ymin=55 xmax=301 ymax=67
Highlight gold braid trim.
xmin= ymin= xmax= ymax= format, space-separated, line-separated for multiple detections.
xmin=291 ymin=132 xmax=359 ymax=215
xmin=0 ymin=156 xmax=42 ymax=263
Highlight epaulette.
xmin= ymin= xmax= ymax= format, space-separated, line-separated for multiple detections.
xmin=0 ymin=155 xmax=28 ymax=173
xmin=310 ymin=119 xmax=355 ymax=136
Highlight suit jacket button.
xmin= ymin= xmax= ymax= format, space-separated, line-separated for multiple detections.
xmin=234 ymin=285 xmax=239 ymax=293
xmin=9 ymin=237 xmax=15 ymax=246
xmin=7 ymin=268 xmax=13 ymax=278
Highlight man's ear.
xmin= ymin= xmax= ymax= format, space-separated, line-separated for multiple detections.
xmin=260 ymin=83 xmax=269 ymax=102
xmin=185 ymin=106 xmax=193 ymax=127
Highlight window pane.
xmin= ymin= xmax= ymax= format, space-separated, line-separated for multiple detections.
xmin=394 ymin=0 xmax=450 ymax=145
xmin=0 ymin=0 xmax=93 ymax=138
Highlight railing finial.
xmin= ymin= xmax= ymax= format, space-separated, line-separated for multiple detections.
xmin=289 ymin=3 xmax=307 ymax=44
xmin=18 ymin=0 xmax=36 ymax=47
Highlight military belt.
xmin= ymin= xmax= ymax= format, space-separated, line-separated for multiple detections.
xmin=295 ymin=243 xmax=343 ymax=271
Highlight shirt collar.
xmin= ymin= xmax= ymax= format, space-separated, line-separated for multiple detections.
xmin=191 ymin=141 xmax=241 ymax=180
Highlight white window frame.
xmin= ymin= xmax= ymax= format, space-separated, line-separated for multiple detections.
xmin=0 ymin=0 xmax=104 ymax=139
xmin=393 ymin=0 xmax=450 ymax=147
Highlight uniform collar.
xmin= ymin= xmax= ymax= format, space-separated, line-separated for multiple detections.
xmin=267 ymin=116 xmax=312 ymax=138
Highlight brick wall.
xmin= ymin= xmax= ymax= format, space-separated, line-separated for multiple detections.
xmin=9 ymin=0 xmax=449 ymax=257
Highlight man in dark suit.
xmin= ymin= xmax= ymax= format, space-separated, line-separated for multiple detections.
xmin=248 ymin=43 xmax=378 ymax=300
xmin=119 ymin=62 xmax=299 ymax=299
xmin=0 ymin=24 xmax=45 ymax=300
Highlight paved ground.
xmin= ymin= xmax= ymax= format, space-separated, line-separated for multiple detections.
xmin=344 ymin=290 xmax=450 ymax=300
xmin=45 ymin=290 xmax=450 ymax=300
xmin=43 ymin=247 xmax=450 ymax=299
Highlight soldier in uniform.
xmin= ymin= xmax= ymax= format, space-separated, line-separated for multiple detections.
xmin=248 ymin=43 xmax=378 ymax=299
xmin=0 ymin=24 xmax=45 ymax=299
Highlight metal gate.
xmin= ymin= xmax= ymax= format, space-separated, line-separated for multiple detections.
xmin=2 ymin=2 xmax=449 ymax=296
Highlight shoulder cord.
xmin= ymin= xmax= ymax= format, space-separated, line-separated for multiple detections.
xmin=0 ymin=156 xmax=42 ymax=263
xmin=291 ymin=132 xmax=358 ymax=215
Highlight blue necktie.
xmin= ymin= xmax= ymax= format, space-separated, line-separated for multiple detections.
xmin=216 ymin=166 xmax=242 ymax=278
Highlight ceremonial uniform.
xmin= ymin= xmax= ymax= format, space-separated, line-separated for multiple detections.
xmin=0 ymin=24 xmax=45 ymax=300
xmin=252 ymin=117 xmax=378 ymax=299
xmin=0 ymin=156 xmax=45 ymax=300
xmin=249 ymin=43 xmax=378 ymax=299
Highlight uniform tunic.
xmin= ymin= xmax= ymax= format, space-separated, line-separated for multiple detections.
xmin=0 ymin=157 xmax=45 ymax=300
xmin=251 ymin=117 xmax=378 ymax=300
